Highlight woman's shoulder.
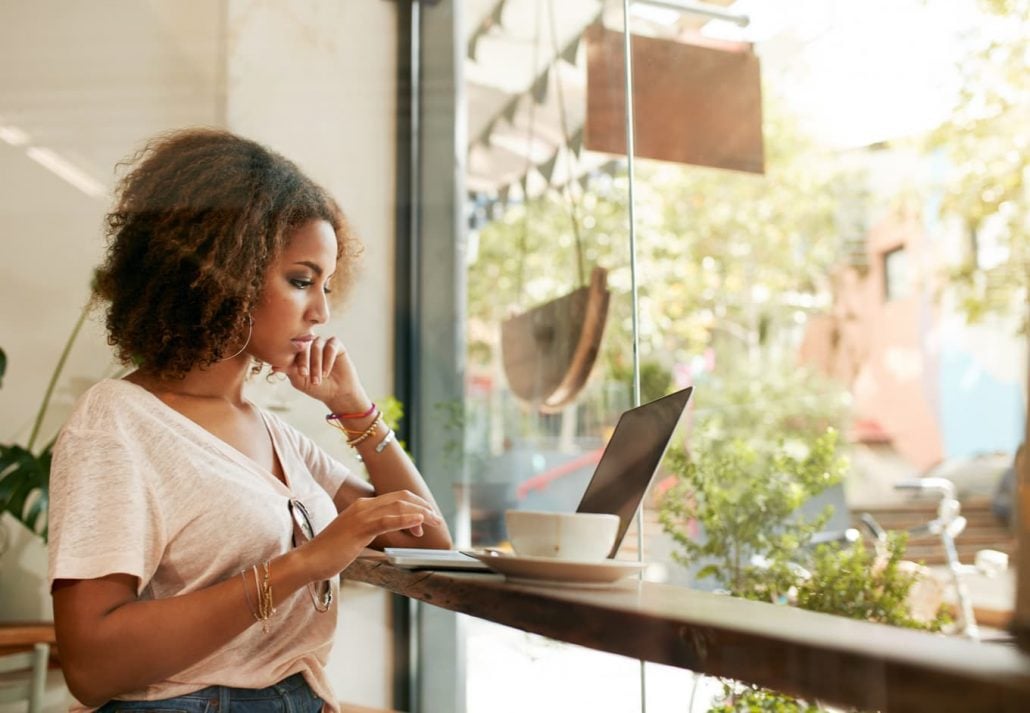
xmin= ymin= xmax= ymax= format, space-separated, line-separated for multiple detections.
xmin=63 ymin=378 xmax=159 ymax=431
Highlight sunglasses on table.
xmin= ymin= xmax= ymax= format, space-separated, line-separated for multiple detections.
xmin=288 ymin=498 xmax=333 ymax=612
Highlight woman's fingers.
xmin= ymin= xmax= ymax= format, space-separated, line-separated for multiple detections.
xmin=348 ymin=492 xmax=442 ymax=539
xmin=282 ymin=336 xmax=351 ymax=392
xmin=311 ymin=342 xmax=326 ymax=385
xmin=303 ymin=494 xmax=443 ymax=582
xmin=321 ymin=337 xmax=340 ymax=380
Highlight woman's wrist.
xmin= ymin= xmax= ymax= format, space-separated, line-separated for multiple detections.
xmin=271 ymin=547 xmax=316 ymax=591
xmin=324 ymin=393 xmax=373 ymax=418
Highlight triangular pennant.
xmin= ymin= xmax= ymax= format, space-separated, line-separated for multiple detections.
xmin=570 ymin=126 xmax=584 ymax=156
xmin=519 ymin=173 xmax=529 ymax=198
xmin=560 ymin=36 xmax=580 ymax=66
xmin=502 ymin=97 xmax=519 ymax=125
xmin=481 ymin=117 xmax=498 ymax=148
xmin=488 ymin=0 xmax=506 ymax=28
xmin=531 ymin=70 xmax=549 ymax=105
xmin=577 ymin=173 xmax=591 ymax=192
xmin=538 ymin=151 xmax=559 ymax=185
xmin=467 ymin=27 xmax=482 ymax=62
xmin=498 ymin=184 xmax=510 ymax=208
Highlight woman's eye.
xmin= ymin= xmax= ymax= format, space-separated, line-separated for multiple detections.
xmin=290 ymin=278 xmax=313 ymax=289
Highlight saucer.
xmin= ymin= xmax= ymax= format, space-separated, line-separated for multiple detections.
xmin=462 ymin=551 xmax=646 ymax=585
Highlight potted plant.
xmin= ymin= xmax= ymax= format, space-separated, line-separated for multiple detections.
xmin=0 ymin=306 xmax=90 ymax=543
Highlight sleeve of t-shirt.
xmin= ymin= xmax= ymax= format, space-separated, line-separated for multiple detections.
xmin=47 ymin=425 xmax=166 ymax=595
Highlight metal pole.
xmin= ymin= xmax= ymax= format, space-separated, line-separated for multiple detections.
xmin=620 ymin=2 xmax=646 ymax=711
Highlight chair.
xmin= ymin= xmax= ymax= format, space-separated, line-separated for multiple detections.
xmin=0 ymin=642 xmax=49 ymax=713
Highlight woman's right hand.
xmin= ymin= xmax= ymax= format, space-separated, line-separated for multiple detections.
xmin=300 ymin=490 xmax=443 ymax=581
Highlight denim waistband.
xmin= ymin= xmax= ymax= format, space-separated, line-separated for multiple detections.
xmin=98 ymin=673 xmax=323 ymax=712
xmin=178 ymin=673 xmax=309 ymax=700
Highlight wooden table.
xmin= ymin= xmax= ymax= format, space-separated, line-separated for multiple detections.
xmin=343 ymin=558 xmax=1030 ymax=712
xmin=0 ymin=621 xmax=57 ymax=665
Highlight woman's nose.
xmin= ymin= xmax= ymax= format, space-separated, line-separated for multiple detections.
xmin=308 ymin=291 xmax=329 ymax=324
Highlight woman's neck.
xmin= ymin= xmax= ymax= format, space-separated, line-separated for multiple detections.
xmin=126 ymin=358 xmax=253 ymax=406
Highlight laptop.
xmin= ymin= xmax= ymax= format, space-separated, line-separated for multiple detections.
xmin=384 ymin=386 xmax=693 ymax=570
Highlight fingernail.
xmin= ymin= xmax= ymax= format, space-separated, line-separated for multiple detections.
xmin=300 ymin=367 xmax=308 ymax=377
xmin=313 ymin=376 xmax=321 ymax=385
xmin=412 ymin=525 xmax=424 ymax=537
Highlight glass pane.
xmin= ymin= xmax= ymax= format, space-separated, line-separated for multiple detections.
xmin=460 ymin=0 xmax=1026 ymax=709
xmin=461 ymin=0 xmax=658 ymax=709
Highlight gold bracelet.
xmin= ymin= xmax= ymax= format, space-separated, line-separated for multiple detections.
xmin=251 ymin=565 xmax=266 ymax=633
xmin=260 ymin=561 xmax=276 ymax=632
xmin=240 ymin=569 xmax=258 ymax=621
xmin=346 ymin=412 xmax=384 ymax=448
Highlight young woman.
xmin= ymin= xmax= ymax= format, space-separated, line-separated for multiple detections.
xmin=47 ymin=129 xmax=452 ymax=712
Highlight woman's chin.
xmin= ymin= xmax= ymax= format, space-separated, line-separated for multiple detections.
xmin=247 ymin=351 xmax=294 ymax=373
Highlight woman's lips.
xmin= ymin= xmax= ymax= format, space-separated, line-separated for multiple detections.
xmin=290 ymin=335 xmax=315 ymax=351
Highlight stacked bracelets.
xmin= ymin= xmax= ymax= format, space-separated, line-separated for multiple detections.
xmin=240 ymin=561 xmax=276 ymax=633
xmin=325 ymin=402 xmax=395 ymax=458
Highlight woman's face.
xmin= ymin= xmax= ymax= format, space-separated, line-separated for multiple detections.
xmin=248 ymin=219 xmax=338 ymax=368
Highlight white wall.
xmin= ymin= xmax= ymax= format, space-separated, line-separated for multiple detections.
xmin=0 ymin=0 xmax=398 ymax=709
xmin=225 ymin=0 xmax=398 ymax=707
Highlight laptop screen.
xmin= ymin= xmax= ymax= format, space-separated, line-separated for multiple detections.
xmin=576 ymin=387 xmax=692 ymax=557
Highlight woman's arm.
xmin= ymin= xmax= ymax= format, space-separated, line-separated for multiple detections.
xmin=329 ymin=407 xmax=453 ymax=550
xmin=278 ymin=337 xmax=454 ymax=550
xmin=52 ymin=493 xmax=441 ymax=706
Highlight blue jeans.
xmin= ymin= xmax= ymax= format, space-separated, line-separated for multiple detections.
xmin=97 ymin=673 xmax=323 ymax=712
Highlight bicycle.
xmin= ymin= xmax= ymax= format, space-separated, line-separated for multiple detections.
xmin=860 ymin=476 xmax=1010 ymax=641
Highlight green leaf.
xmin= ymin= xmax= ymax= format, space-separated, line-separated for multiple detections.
xmin=0 ymin=443 xmax=50 ymax=541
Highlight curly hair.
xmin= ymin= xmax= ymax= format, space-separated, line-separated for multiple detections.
xmin=93 ymin=128 xmax=362 ymax=379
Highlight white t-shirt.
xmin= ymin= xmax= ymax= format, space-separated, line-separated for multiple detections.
xmin=48 ymin=378 xmax=351 ymax=711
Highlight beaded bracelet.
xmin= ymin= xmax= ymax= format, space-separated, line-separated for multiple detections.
xmin=345 ymin=412 xmax=384 ymax=447
xmin=326 ymin=402 xmax=376 ymax=423
xmin=258 ymin=561 xmax=276 ymax=633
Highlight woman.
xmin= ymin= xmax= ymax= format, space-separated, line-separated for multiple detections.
xmin=47 ymin=128 xmax=452 ymax=712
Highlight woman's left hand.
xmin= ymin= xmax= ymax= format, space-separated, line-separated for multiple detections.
xmin=271 ymin=336 xmax=371 ymax=413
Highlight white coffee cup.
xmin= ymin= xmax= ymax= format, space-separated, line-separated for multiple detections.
xmin=505 ymin=510 xmax=620 ymax=561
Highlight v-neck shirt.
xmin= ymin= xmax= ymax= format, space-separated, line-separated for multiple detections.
xmin=48 ymin=378 xmax=351 ymax=711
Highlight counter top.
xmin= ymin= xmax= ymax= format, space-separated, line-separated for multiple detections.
xmin=343 ymin=557 xmax=1030 ymax=712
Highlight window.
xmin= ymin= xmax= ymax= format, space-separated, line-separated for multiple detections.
xmin=883 ymin=245 xmax=910 ymax=301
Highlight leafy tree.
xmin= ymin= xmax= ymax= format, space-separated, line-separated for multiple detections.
xmin=660 ymin=428 xmax=847 ymax=600
xmin=929 ymin=0 xmax=1029 ymax=330
xmin=659 ymin=354 xmax=947 ymax=711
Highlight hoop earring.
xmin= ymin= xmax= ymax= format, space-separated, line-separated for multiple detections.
xmin=219 ymin=315 xmax=253 ymax=362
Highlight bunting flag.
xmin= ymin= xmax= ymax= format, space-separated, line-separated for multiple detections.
xmin=488 ymin=0 xmax=506 ymax=28
xmin=560 ymin=35 xmax=581 ymax=66
xmin=498 ymin=184 xmax=510 ymax=208
xmin=531 ymin=70 xmax=549 ymax=105
xmin=481 ymin=117 xmax=498 ymax=148
xmin=519 ymin=173 xmax=529 ymax=199
xmin=466 ymin=1 xmax=507 ymax=62
xmin=538 ymin=150 xmax=559 ymax=185
xmin=502 ymin=97 xmax=519 ymax=125
xmin=570 ymin=126 xmax=584 ymax=157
